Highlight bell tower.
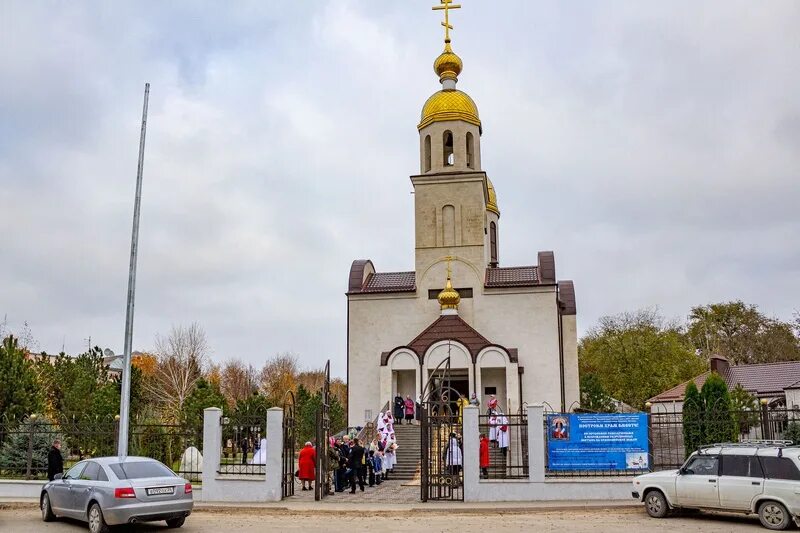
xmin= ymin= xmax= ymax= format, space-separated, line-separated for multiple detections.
xmin=412 ymin=1 xmax=501 ymax=285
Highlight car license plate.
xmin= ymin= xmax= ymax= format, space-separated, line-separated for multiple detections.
xmin=146 ymin=486 xmax=174 ymax=496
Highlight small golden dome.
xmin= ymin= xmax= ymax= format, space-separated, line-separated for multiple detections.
xmin=434 ymin=42 xmax=462 ymax=82
xmin=419 ymin=89 xmax=480 ymax=131
xmin=438 ymin=276 xmax=461 ymax=310
xmin=486 ymin=178 xmax=500 ymax=216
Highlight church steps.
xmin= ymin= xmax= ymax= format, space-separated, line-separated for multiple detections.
xmin=387 ymin=424 xmax=421 ymax=480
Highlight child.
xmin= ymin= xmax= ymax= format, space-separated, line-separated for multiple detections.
xmin=374 ymin=450 xmax=384 ymax=485
xmin=479 ymin=433 xmax=490 ymax=478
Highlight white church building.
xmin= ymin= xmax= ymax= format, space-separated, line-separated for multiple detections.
xmin=346 ymin=24 xmax=579 ymax=426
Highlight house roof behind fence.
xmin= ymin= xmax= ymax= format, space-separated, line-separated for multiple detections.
xmin=649 ymin=360 xmax=800 ymax=403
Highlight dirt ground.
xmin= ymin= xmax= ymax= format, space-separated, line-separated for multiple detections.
xmin=0 ymin=506 xmax=769 ymax=532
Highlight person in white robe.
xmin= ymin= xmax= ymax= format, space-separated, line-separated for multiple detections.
xmin=495 ymin=410 xmax=509 ymax=456
xmin=487 ymin=396 xmax=499 ymax=444
xmin=445 ymin=433 xmax=463 ymax=478
xmin=250 ymin=438 xmax=268 ymax=464
xmin=382 ymin=432 xmax=397 ymax=474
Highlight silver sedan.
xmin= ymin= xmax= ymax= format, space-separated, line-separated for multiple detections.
xmin=40 ymin=456 xmax=193 ymax=532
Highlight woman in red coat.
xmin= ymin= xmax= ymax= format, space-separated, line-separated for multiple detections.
xmin=479 ymin=434 xmax=490 ymax=478
xmin=298 ymin=442 xmax=317 ymax=491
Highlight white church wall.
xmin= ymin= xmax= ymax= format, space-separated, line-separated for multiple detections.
xmin=562 ymin=314 xmax=580 ymax=410
xmin=476 ymin=288 xmax=563 ymax=410
xmin=348 ymin=294 xmax=431 ymax=425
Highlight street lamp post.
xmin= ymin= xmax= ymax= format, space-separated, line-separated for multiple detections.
xmin=118 ymin=83 xmax=150 ymax=457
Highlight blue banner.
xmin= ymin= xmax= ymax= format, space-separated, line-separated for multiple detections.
xmin=546 ymin=413 xmax=649 ymax=471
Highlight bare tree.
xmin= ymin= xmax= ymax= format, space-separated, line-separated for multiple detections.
xmin=146 ymin=323 xmax=208 ymax=420
xmin=220 ymin=359 xmax=258 ymax=408
xmin=259 ymin=353 xmax=298 ymax=402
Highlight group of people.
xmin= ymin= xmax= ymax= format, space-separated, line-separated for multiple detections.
xmin=327 ymin=420 xmax=395 ymax=494
xmin=293 ymin=411 xmax=403 ymax=495
xmin=255 ymin=393 xmax=513 ymax=492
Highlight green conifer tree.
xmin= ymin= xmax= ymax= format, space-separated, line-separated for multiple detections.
xmin=0 ymin=335 xmax=42 ymax=420
xmin=701 ymin=373 xmax=736 ymax=444
xmin=682 ymin=381 xmax=704 ymax=456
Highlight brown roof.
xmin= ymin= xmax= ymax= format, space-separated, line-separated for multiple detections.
xmin=485 ymin=266 xmax=539 ymax=287
xmin=360 ymin=271 xmax=416 ymax=293
xmin=408 ymin=314 xmax=492 ymax=363
xmin=648 ymin=372 xmax=711 ymax=403
xmin=726 ymin=361 xmax=800 ymax=396
xmin=649 ymin=360 xmax=800 ymax=403
xmin=347 ymin=259 xmax=416 ymax=295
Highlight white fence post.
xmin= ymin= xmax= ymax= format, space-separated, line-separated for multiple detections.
xmin=528 ymin=404 xmax=545 ymax=482
xmin=264 ymin=407 xmax=284 ymax=501
xmin=462 ymin=405 xmax=480 ymax=502
xmin=202 ymin=407 xmax=223 ymax=501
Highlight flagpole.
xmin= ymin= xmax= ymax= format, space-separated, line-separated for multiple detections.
xmin=118 ymin=83 xmax=150 ymax=457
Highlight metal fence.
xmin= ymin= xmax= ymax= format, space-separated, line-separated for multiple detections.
xmin=650 ymin=404 xmax=800 ymax=471
xmin=218 ymin=415 xmax=266 ymax=476
xmin=478 ymin=413 xmax=528 ymax=479
xmin=538 ymin=405 xmax=800 ymax=477
xmin=0 ymin=416 xmax=202 ymax=481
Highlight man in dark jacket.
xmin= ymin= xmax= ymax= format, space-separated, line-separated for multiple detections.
xmin=47 ymin=440 xmax=63 ymax=481
xmin=347 ymin=438 xmax=366 ymax=493
xmin=240 ymin=437 xmax=250 ymax=465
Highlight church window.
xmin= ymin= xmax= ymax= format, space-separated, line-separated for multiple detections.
xmin=466 ymin=132 xmax=474 ymax=168
xmin=443 ymin=130 xmax=454 ymax=166
xmin=442 ymin=204 xmax=455 ymax=246
xmin=490 ymin=221 xmax=498 ymax=266
xmin=424 ymin=135 xmax=431 ymax=172
xmin=484 ymin=386 xmax=497 ymax=395
xmin=428 ymin=288 xmax=473 ymax=299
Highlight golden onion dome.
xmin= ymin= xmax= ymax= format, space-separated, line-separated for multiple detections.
xmin=434 ymin=42 xmax=462 ymax=82
xmin=438 ymin=275 xmax=461 ymax=310
xmin=419 ymin=89 xmax=480 ymax=131
xmin=486 ymin=178 xmax=500 ymax=216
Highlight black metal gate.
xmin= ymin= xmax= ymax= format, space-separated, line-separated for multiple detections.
xmin=314 ymin=360 xmax=331 ymax=501
xmin=420 ymin=357 xmax=464 ymax=502
xmin=282 ymin=391 xmax=296 ymax=498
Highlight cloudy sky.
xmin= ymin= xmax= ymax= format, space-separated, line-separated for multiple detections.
xmin=1 ymin=1 xmax=798 ymax=378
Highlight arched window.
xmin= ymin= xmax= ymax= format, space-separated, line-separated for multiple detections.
xmin=490 ymin=221 xmax=498 ymax=266
xmin=443 ymin=131 xmax=454 ymax=166
xmin=466 ymin=132 xmax=474 ymax=169
xmin=424 ymin=135 xmax=431 ymax=172
xmin=443 ymin=205 xmax=456 ymax=246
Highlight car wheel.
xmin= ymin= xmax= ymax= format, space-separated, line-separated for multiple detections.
xmin=87 ymin=503 xmax=109 ymax=533
xmin=644 ymin=489 xmax=669 ymax=518
xmin=758 ymin=501 xmax=791 ymax=530
xmin=166 ymin=517 xmax=186 ymax=528
xmin=41 ymin=492 xmax=56 ymax=522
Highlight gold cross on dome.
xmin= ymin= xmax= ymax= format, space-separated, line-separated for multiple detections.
xmin=432 ymin=0 xmax=461 ymax=43
xmin=445 ymin=255 xmax=453 ymax=280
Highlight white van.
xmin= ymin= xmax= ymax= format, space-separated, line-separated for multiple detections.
xmin=632 ymin=441 xmax=800 ymax=530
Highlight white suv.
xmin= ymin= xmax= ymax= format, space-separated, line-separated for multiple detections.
xmin=633 ymin=442 xmax=800 ymax=530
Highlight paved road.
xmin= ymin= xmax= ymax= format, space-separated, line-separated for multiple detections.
xmin=0 ymin=507 xmax=768 ymax=532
